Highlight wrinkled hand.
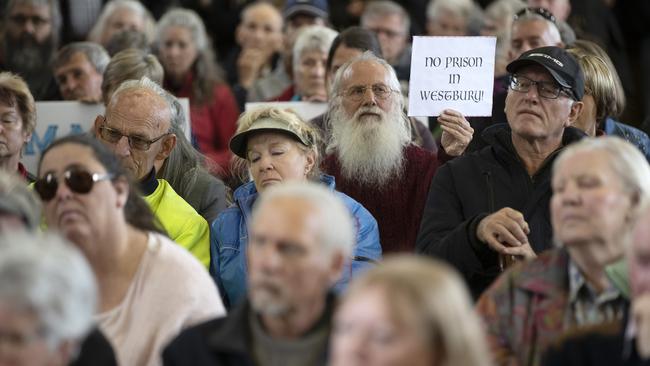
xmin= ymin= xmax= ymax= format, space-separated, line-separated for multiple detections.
xmin=477 ymin=207 xmax=536 ymax=260
xmin=439 ymin=109 xmax=474 ymax=156
xmin=634 ymin=294 xmax=650 ymax=359
xmin=237 ymin=48 xmax=272 ymax=88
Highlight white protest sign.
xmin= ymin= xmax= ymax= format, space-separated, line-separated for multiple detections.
xmin=23 ymin=99 xmax=192 ymax=174
xmin=245 ymin=101 xmax=328 ymax=121
xmin=408 ymin=36 xmax=496 ymax=117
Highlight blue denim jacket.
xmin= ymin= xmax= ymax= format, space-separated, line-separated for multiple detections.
xmin=209 ymin=174 xmax=382 ymax=308
xmin=602 ymin=117 xmax=650 ymax=162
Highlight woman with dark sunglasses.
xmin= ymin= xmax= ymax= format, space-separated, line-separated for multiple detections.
xmin=35 ymin=135 xmax=225 ymax=366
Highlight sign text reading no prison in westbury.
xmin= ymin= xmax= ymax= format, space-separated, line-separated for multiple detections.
xmin=408 ymin=36 xmax=496 ymax=117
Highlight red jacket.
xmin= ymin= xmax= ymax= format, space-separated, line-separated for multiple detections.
xmin=165 ymin=73 xmax=240 ymax=175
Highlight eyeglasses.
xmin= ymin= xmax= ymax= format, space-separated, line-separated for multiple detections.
xmin=34 ymin=168 xmax=113 ymax=202
xmin=514 ymin=7 xmax=557 ymax=24
xmin=98 ymin=119 xmax=170 ymax=151
xmin=341 ymin=83 xmax=396 ymax=102
xmin=509 ymin=75 xmax=569 ymax=99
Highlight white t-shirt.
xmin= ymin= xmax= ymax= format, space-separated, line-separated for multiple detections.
xmin=96 ymin=232 xmax=226 ymax=366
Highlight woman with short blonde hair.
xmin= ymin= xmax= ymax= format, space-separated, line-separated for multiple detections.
xmin=0 ymin=72 xmax=37 ymax=178
xmin=567 ymin=40 xmax=650 ymax=161
xmin=211 ymin=106 xmax=382 ymax=308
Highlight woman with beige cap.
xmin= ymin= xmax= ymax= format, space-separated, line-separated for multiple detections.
xmin=210 ymin=106 xmax=382 ymax=308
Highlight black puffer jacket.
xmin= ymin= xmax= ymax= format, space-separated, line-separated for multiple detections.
xmin=416 ymin=124 xmax=585 ymax=298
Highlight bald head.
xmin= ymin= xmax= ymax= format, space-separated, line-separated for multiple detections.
xmin=96 ymin=78 xmax=176 ymax=180
xmin=108 ymin=87 xmax=171 ymax=133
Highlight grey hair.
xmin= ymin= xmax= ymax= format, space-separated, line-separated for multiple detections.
xmin=556 ymin=19 xmax=575 ymax=46
xmin=156 ymin=8 xmax=208 ymax=50
xmin=330 ymin=51 xmax=403 ymax=109
xmin=109 ymin=76 xmax=173 ymax=128
xmin=5 ymin=0 xmax=62 ymax=47
xmin=158 ymin=93 xmax=216 ymax=198
xmin=553 ymin=136 xmax=650 ymax=218
xmin=426 ymin=0 xmax=479 ymax=23
xmin=292 ymin=25 xmax=339 ymax=67
xmin=101 ymin=48 xmax=164 ymax=106
xmin=361 ymin=0 xmax=411 ymax=35
xmin=53 ymin=42 xmax=110 ymax=74
xmin=0 ymin=171 xmax=41 ymax=230
xmin=512 ymin=9 xmax=562 ymax=43
xmin=0 ymin=232 xmax=97 ymax=348
xmin=87 ymin=0 xmax=156 ymax=45
xmin=253 ymin=182 xmax=355 ymax=259
xmin=326 ymin=51 xmax=410 ymax=154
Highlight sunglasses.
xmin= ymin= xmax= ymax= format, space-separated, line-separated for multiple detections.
xmin=34 ymin=168 xmax=113 ymax=202
xmin=514 ymin=7 xmax=557 ymax=24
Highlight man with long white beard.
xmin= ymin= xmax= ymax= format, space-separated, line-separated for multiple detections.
xmin=0 ymin=0 xmax=61 ymax=100
xmin=322 ymin=52 xmax=438 ymax=253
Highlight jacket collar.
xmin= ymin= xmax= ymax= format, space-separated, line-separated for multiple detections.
xmin=517 ymin=247 xmax=570 ymax=296
xmin=233 ymin=174 xmax=338 ymax=214
xmin=207 ymin=293 xmax=337 ymax=354
xmin=481 ymin=124 xmax=586 ymax=155
xmin=138 ymin=168 xmax=159 ymax=196
xmin=207 ymin=299 xmax=253 ymax=353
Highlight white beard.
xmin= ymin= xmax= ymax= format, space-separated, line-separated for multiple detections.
xmin=249 ymin=280 xmax=291 ymax=316
xmin=329 ymin=101 xmax=410 ymax=187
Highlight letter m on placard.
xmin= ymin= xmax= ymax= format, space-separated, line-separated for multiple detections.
xmin=24 ymin=125 xmax=58 ymax=156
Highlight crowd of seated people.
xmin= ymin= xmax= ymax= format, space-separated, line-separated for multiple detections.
xmin=3 ymin=0 xmax=650 ymax=365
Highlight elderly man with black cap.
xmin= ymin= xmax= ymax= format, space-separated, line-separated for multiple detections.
xmin=416 ymin=46 xmax=585 ymax=298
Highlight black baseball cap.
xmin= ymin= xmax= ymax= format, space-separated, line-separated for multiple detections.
xmin=506 ymin=46 xmax=584 ymax=101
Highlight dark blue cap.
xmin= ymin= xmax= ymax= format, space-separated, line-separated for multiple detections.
xmin=283 ymin=0 xmax=329 ymax=20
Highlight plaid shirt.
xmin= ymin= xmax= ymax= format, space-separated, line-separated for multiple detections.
xmin=567 ymin=261 xmax=627 ymax=327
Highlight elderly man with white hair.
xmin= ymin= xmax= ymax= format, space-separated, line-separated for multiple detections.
xmin=93 ymin=77 xmax=211 ymax=267
xmin=0 ymin=232 xmax=116 ymax=365
xmin=322 ymin=52 xmax=438 ymax=254
xmin=164 ymin=182 xmax=355 ymax=365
